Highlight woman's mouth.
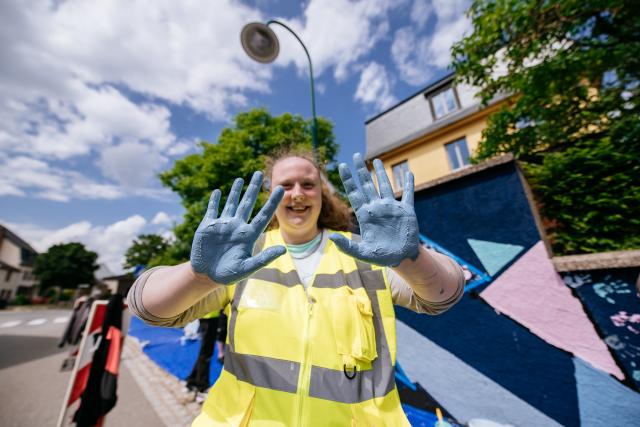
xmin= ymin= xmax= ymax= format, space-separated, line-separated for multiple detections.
xmin=287 ymin=205 xmax=309 ymax=213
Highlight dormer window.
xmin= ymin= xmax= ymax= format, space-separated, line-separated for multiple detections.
xmin=428 ymin=86 xmax=460 ymax=120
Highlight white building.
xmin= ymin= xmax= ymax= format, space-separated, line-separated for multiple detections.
xmin=0 ymin=224 xmax=39 ymax=301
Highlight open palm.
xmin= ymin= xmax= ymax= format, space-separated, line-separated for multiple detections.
xmin=191 ymin=172 xmax=285 ymax=284
xmin=330 ymin=153 xmax=419 ymax=267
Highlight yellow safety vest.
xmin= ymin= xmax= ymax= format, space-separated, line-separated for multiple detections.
xmin=193 ymin=229 xmax=410 ymax=426
xmin=202 ymin=309 xmax=221 ymax=320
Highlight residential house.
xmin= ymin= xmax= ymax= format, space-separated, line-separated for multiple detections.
xmin=0 ymin=224 xmax=38 ymax=301
xmin=365 ymin=72 xmax=508 ymax=191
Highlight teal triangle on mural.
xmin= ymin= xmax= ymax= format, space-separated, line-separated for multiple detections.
xmin=467 ymin=238 xmax=524 ymax=276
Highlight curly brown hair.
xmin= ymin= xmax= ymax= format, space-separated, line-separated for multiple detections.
xmin=263 ymin=146 xmax=352 ymax=232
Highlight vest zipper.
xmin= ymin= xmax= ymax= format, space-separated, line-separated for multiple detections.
xmin=297 ymin=292 xmax=315 ymax=426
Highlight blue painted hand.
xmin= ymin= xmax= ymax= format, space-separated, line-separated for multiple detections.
xmin=330 ymin=153 xmax=419 ymax=267
xmin=190 ymin=171 xmax=286 ymax=285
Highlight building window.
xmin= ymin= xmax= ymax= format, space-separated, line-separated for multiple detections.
xmin=428 ymin=86 xmax=460 ymax=119
xmin=391 ymin=160 xmax=410 ymax=190
xmin=445 ymin=138 xmax=471 ymax=171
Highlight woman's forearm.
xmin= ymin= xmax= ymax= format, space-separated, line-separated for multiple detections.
xmin=391 ymin=246 xmax=464 ymax=303
xmin=138 ymin=261 xmax=221 ymax=319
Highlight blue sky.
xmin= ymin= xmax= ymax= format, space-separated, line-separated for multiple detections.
xmin=0 ymin=0 xmax=471 ymax=274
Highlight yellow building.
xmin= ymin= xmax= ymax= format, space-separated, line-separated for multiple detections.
xmin=365 ymin=73 xmax=508 ymax=192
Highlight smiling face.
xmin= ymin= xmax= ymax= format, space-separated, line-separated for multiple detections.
xmin=270 ymin=156 xmax=323 ymax=244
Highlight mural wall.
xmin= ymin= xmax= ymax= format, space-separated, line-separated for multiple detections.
xmin=399 ymin=159 xmax=640 ymax=427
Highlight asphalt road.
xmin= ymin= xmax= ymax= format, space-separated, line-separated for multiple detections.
xmin=0 ymin=308 xmax=164 ymax=427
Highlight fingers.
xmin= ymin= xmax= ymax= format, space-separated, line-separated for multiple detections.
xmin=205 ymin=189 xmax=221 ymax=221
xmin=236 ymin=172 xmax=263 ymax=222
xmin=221 ymin=178 xmax=244 ymax=218
xmin=354 ymin=153 xmax=378 ymax=202
xmin=373 ymin=159 xmax=394 ymax=199
xmin=241 ymin=245 xmax=286 ymax=273
xmin=329 ymin=233 xmax=367 ymax=260
xmin=338 ymin=163 xmax=365 ymax=212
xmin=401 ymin=171 xmax=414 ymax=206
xmin=250 ymin=186 xmax=284 ymax=232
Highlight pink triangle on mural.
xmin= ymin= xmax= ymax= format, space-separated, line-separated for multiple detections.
xmin=480 ymin=241 xmax=624 ymax=380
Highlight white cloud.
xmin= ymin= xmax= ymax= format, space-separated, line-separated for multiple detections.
xmin=354 ymin=62 xmax=397 ymax=111
xmin=1 ymin=214 xmax=173 ymax=275
xmin=0 ymin=0 xmax=403 ymax=202
xmin=99 ymin=142 xmax=167 ymax=189
xmin=271 ymin=0 xmax=398 ymax=82
xmin=167 ymin=139 xmax=195 ymax=156
xmin=391 ymin=0 xmax=471 ymax=85
xmin=151 ymin=211 xmax=173 ymax=226
xmin=0 ymin=0 xmax=266 ymax=201
xmin=411 ymin=0 xmax=433 ymax=29
xmin=0 ymin=153 xmax=174 ymax=202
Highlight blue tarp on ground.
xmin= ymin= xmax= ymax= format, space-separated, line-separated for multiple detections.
xmin=128 ymin=316 xmax=223 ymax=384
xmin=128 ymin=317 xmax=448 ymax=426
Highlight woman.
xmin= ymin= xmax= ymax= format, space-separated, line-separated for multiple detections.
xmin=128 ymin=148 xmax=464 ymax=426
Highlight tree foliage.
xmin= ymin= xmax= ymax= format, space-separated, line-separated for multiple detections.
xmin=33 ymin=242 xmax=99 ymax=289
xmin=154 ymin=108 xmax=339 ymax=265
xmin=124 ymin=234 xmax=169 ymax=269
xmin=452 ymin=0 xmax=639 ymax=254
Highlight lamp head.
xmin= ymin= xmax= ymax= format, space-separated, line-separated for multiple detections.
xmin=240 ymin=22 xmax=279 ymax=64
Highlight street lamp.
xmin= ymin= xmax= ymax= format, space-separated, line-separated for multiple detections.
xmin=240 ymin=21 xmax=319 ymax=153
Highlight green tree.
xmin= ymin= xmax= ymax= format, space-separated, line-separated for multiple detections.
xmin=452 ymin=0 xmax=640 ymax=254
xmin=124 ymin=234 xmax=169 ymax=269
xmin=155 ymin=108 xmax=339 ymax=265
xmin=33 ymin=242 xmax=99 ymax=290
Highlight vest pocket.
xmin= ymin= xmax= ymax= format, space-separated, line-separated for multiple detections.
xmin=332 ymin=288 xmax=377 ymax=368
xmin=201 ymin=370 xmax=256 ymax=426
xmin=238 ymin=281 xmax=284 ymax=312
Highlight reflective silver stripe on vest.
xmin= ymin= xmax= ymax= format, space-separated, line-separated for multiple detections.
xmin=224 ymin=351 xmax=300 ymax=394
xmin=309 ymin=264 xmax=395 ymax=403
xmin=313 ymin=269 xmax=362 ymax=289
xmin=251 ymin=268 xmax=301 ymax=288
xmin=228 ymin=278 xmax=248 ymax=353
xmin=313 ymin=264 xmax=385 ymax=291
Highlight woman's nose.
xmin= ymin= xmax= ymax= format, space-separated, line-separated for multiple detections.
xmin=291 ymin=184 xmax=305 ymax=200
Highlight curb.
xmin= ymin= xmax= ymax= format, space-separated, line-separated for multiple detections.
xmin=123 ymin=337 xmax=202 ymax=426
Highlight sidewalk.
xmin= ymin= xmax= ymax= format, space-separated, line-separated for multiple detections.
xmin=122 ymin=337 xmax=201 ymax=427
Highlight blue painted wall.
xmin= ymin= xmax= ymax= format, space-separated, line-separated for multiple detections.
xmin=414 ymin=161 xmax=541 ymax=279
xmin=563 ymin=268 xmax=640 ymax=391
xmin=396 ymin=295 xmax=581 ymax=427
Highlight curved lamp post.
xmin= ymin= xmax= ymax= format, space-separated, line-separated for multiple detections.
xmin=240 ymin=21 xmax=319 ymax=153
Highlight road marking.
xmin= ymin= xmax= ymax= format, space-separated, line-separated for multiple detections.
xmin=27 ymin=318 xmax=46 ymax=326
xmin=1 ymin=320 xmax=22 ymax=328
xmin=54 ymin=316 xmax=69 ymax=324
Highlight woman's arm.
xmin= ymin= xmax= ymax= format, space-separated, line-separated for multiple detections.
xmin=128 ymin=172 xmax=285 ymax=327
xmin=136 ymin=262 xmax=220 ymax=318
xmin=127 ymin=263 xmax=228 ymax=327
xmin=391 ymin=245 xmax=464 ymax=303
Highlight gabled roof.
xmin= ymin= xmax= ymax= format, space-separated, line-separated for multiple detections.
xmin=365 ymin=72 xmax=455 ymax=125
xmin=0 ymin=224 xmax=38 ymax=254
xmin=364 ymin=91 xmax=510 ymax=161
